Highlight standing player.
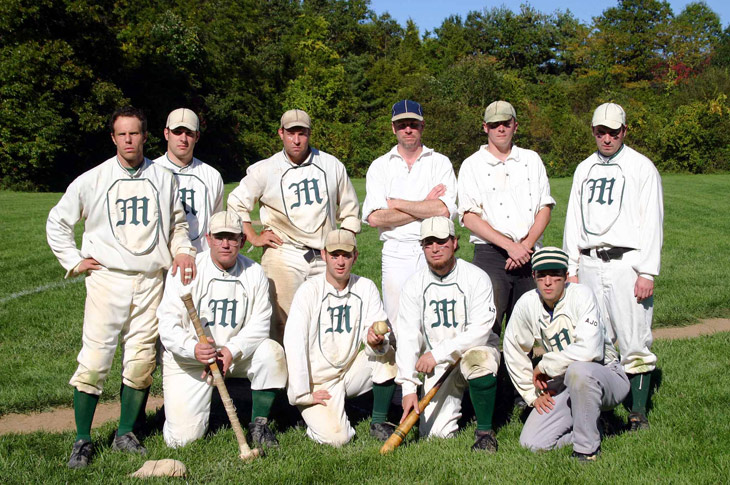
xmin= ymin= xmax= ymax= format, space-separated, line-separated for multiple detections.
xmin=458 ymin=100 xmax=554 ymax=336
xmin=228 ymin=109 xmax=360 ymax=342
xmin=283 ymin=230 xmax=397 ymax=446
xmin=47 ymin=106 xmax=196 ymax=469
xmin=362 ymin=100 xmax=457 ymax=331
xmin=157 ymin=211 xmax=287 ymax=448
xmin=397 ymin=217 xmax=501 ymax=452
xmin=563 ymin=103 xmax=663 ymax=431
xmin=503 ymin=247 xmax=629 ymax=462
xmin=154 ymin=108 xmax=224 ymax=253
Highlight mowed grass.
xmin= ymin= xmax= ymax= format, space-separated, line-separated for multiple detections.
xmin=0 ymin=174 xmax=729 ymax=482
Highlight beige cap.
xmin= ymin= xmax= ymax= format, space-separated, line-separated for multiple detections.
xmin=208 ymin=210 xmax=243 ymax=235
xmin=592 ymin=103 xmax=626 ymax=129
xmin=420 ymin=216 xmax=455 ymax=240
xmin=484 ymin=101 xmax=516 ymax=123
xmin=166 ymin=108 xmax=199 ymax=131
xmin=281 ymin=109 xmax=311 ymax=129
xmin=324 ymin=229 xmax=357 ymax=253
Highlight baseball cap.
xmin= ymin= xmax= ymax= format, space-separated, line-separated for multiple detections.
xmin=166 ymin=108 xmax=199 ymax=131
xmin=420 ymin=216 xmax=455 ymax=241
xmin=281 ymin=109 xmax=311 ymax=130
xmin=483 ymin=101 xmax=517 ymax=123
xmin=592 ymin=103 xmax=626 ymax=129
xmin=531 ymin=247 xmax=569 ymax=272
xmin=208 ymin=210 xmax=243 ymax=235
xmin=391 ymin=100 xmax=424 ymax=122
xmin=324 ymin=229 xmax=357 ymax=253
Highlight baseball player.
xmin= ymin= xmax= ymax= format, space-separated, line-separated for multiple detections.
xmin=157 ymin=210 xmax=287 ymax=448
xmin=362 ymin=100 xmax=457 ymax=330
xmin=46 ymin=106 xmax=196 ymax=469
xmin=503 ymin=247 xmax=629 ymax=462
xmin=563 ymin=103 xmax=663 ymax=431
xmin=153 ymin=108 xmax=224 ymax=253
xmin=458 ymin=100 xmax=555 ymax=337
xmin=228 ymin=109 xmax=360 ymax=342
xmin=283 ymin=230 xmax=397 ymax=447
xmin=396 ymin=217 xmax=501 ymax=452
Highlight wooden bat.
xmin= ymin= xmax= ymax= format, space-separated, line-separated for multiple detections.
xmin=380 ymin=359 xmax=460 ymax=455
xmin=181 ymin=293 xmax=260 ymax=462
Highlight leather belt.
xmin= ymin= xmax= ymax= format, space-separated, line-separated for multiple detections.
xmin=580 ymin=247 xmax=633 ymax=262
xmin=303 ymin=247 xmax=321 ymax=263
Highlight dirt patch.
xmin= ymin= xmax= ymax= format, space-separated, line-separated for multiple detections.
xmin=2 ymin=318 xmax=729 ymax=436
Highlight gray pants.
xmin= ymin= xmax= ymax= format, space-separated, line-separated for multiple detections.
xmin=520 ymin=361 xmax=629 ymax=455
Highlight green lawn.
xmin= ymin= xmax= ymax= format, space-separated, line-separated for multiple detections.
xmin=0 ymin=174 xmax=729 ymax=483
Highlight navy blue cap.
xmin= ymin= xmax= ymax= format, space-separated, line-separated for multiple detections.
xmin=391 ymin=100 xmax=424 ymax=122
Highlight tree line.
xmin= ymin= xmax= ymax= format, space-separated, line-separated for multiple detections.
xmin=2 ymin=0 xmax=730 ymax=190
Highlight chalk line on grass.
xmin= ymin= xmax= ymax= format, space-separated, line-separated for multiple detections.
xmin=0 ymin=276 xmax=84 ymax=305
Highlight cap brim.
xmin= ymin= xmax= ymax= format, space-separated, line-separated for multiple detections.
xmin=532 ymin=262 xmax=568 ymax=271
xmin=592 ymin=120 xmax=623 ymax=130
xmin=392 ymin=113 xmax=424 ymax=122
xmin=484 ymin=114 xmax=513 ymax=123
xmin=325 ymin=244 xmax=355 ymax=253
xmin=282 ymin=122 xmax=310 ymax=129
xmin=168 ymin=122 xmax=198 ymax=131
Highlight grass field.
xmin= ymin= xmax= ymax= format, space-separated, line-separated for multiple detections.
xmin=0 ymin=174 xmax=729 ymax=483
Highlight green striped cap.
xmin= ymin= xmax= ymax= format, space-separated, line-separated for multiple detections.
xmin=531 ymin=246 xmax=568 ymax=271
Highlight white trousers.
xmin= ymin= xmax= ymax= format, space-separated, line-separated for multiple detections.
xmin=579 ymin=250 xmax=656 ymax=374
xmin=70 ymin=268 xmax=163 ymax=395
xmin=419 ymin=346 xmax=501 ymax=439
xmin=162 ymin=339 xmax=287 ymax=448
xmin=261 ymin=243 xmax=325 ymax=342
xmin=298 ymin=348 xmax=397 ymax=447
xmin=381 ymin=240 xmax=426 ymax=330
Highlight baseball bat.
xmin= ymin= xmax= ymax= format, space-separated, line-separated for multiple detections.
xmin=181 ymin=293 xmax=261 ymax=462
xmin=380 ymin=359 xmax=460 ymax=455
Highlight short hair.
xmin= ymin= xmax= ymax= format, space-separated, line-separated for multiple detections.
xmin=109 ymin=106 xmax=147 ymax=134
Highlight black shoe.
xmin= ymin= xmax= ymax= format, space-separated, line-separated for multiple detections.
xmin=572 ymin=449 xmax=600 ymax=462
xmin=471 ymin=429 xmax=498 ymax=453
xmin=369 ymin=422 xmax=396 ymax=441
xmin=248 ymin=417 xmax=279 ymax=447
xmin=68 ymin=439 xmax=94 ymax=469
xmin=112 ymin=431 xmax=147 ymax=454
xmin=628 ymin=412 xmax=649 ymax=431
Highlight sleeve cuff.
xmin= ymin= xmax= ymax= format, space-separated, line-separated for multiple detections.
xmin=175 ymin=247 xmax=197 ymax=258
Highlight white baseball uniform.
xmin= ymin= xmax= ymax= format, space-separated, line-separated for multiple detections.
xmin=154 ymin=154 xmax=224 ymax=252
xmin=284 ymin=273 xmax=396 ymax=447
xmin=361 ymin=145 xmax=457 ymax=326
xmin=503 ymin=283 xmax=629 ymax=454
xmin=458 ymin=145 xmax=555 ymax=332
xmin=396 ymin=259 xmax=500 ymax=438
xmin=157 ymin=251 xmax=287 ymax=447
xmin=563 ymin=145 xmax=663 ymax=374
xmin=228 ymin=148 xmax=361 ymax=340
xmin=47 ymin=157 xmax=194 ymax=395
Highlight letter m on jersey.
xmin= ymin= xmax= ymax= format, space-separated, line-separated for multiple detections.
xmin=208 ymin=299 xmax=238 ymax=328
xmin=429 ymin=299 xmax=458 ymax=328
xmin=547 ymin=328 xmax=571 ymax=351
xmin=585 ymin=177 xmax=616 ymax=205
xmin=115 ymin=196 xmax=150 ymax=226
xmin=179 ymin=188 xmax=197 ymax=215
xmin=288 ymin=178 xmax=323 ymax=209
xmin=326 ymin=304 xmax=352 ymax=334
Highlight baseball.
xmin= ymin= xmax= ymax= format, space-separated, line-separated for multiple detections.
xmin=372 ymin=321 xmax=389 ymax=336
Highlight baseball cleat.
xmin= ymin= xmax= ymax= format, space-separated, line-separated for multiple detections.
xmin=249 ymin=417 xmax=279 ymax=448
xmin=68 ymin=439 xmax=94 ymax=469
xmin=628 ymin=412 xmax=650 ymax=431
xmin=369 ymin=422 xmax=396 ymax=441
xmin=112 ymin=431 xmax=147 ymax=455
xmin=471 ymin=429 xmax=498 ymax=453
xmin=572 ymin=449 xmax=600 ymax=462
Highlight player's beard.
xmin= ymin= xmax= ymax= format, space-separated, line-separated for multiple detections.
xmin=429 ymin=255 xmax=456 ymax=273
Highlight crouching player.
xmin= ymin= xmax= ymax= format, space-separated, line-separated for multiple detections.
xmin=284 ymin=229 xmax=397 ymax=446
xmin=503 ymin=247 xmax=629 ymax=462
xmin=157 ymin=211 xmax=287 ymax=448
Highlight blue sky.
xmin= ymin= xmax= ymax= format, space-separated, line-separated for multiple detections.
xmin=368 ymin=1 xmax=730 ymax=33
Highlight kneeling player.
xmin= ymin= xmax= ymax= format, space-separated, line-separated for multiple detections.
xmin=158 ymin=211 xmax=287 ymax=448
xmin=284 ymin=230 xmax=397 ymax=447
xmin=503 ymin=247 xmax=629 ymax=462
xmin=397 ymin=217 xmax=501 ymax=452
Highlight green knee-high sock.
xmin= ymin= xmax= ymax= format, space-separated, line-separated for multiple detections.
xmin=118 ymin=385 xmax=149 ymax=436
xmin=371 ymin=379 xmax=396 ymax=424
xmin=74 ymin=389 xmax=99 ymax=442
xmin=629 ymin=372 xmax=651 ymax=414
xmin=469 ymin=374 xmax=497 ymax=432
xmin=252 ymin=389 xmax=278 ymax=420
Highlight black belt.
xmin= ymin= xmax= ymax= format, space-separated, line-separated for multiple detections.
xmin=303 ymin=247 xmax=321 ymax=263
xmin=580 ymin=247 xmax=633 ymax=262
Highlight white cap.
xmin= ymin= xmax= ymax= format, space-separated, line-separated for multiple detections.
xmin=166 ymin=108 xmax=199 ymax=131
xmin=592 ymin=103 xmax=626 ymax=129
xmin=208 ymin=211 xmax=243 ymax=235
xmin=419 ymin=216 xmax=455 ymax=240
xmin=281 ymin=109 xmax=311 ymax=129
xmin=484 ymin=101 xmax=516 ymax=123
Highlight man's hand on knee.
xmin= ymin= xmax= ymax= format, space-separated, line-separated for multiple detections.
xmin=400 ymin=393 xmax=419 ymax=423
